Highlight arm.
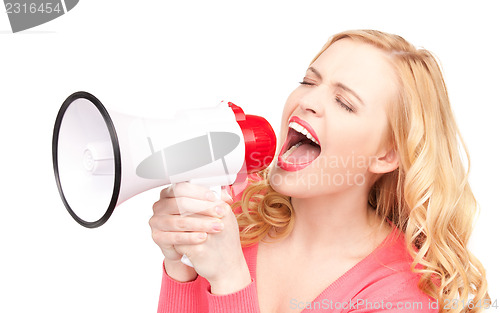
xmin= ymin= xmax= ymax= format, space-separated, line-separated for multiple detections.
xmin=157 ymin=234 xmax=261 ymax=313
xmin=157 ymin=262 xmax=205 ymax=313
xmin=204 ymin=278 xmax=261 ymax=313
xmin=158 ymin=261 xmax=261 ymax=313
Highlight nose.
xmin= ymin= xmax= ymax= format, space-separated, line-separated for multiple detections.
xmin=298 ymin=91 xmax=324 ymax=116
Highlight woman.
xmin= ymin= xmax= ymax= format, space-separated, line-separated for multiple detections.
xmin=149 ymin=30 xmax=490 ymax=313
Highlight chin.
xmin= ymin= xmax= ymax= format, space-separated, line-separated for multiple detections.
xmin=268 ymin=162 xmax=327 ymax=198
xmin=269 ymin=157 xmax=366 ymax=199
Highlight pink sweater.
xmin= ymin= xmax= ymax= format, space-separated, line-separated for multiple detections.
xmin=157 ymin=224 xmax=438 ymax=313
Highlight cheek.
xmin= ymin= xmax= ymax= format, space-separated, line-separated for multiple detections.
xmin=322 ymin=113 xmax=387 ymax=167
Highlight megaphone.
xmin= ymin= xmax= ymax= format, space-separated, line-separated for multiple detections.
xmin=52 ymin=91 xmax=276 ymax=228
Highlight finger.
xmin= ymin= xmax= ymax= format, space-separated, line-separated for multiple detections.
xmin=152 ymin=231 xmax=208 ymax=246
xmin=160 ymin=182 xmax=217 ymax=202
xmin=172 ymin=243 xmax=204 ymax=260
xmin=176 ymin=198 xmax=229 ymax=217
xmin=153 ymin=197 xmax=227 ymax=217
xmin=150 ymin=215 xmax=224 ymax=233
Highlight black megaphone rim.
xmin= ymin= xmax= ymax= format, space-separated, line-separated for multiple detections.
xmin=52 ymin=91 xmax=122 ymax=228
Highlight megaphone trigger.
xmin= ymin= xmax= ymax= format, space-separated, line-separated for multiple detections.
xmin=209 ymin=185 xmax=222 ymax=201
xmin=181 ymin=255 xmax=195 ymax=268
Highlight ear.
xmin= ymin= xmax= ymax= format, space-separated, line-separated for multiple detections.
xmin=369 ymin=148 xmax=399 ymax=174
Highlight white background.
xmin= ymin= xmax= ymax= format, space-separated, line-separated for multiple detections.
xmin=0 ymin=1 xmax=499 ymax=312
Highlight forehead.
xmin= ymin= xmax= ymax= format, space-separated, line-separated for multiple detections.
xmin=311 ymin=38 xmax=399 ymax=107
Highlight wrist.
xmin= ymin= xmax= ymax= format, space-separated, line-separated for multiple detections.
xmin=164 ymin=259 xmax=198 ymax=283
xmin=209 ymin=261 xmax=251 ymax=295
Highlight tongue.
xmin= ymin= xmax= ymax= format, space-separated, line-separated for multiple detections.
xmin=286 ymin=143 xmax=321 ymax=164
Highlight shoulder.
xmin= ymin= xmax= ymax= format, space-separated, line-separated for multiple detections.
xmin=348 ymin=274 xmax=437 ymax=312
xmin=348 ymin=228 xmax=437 ymax=312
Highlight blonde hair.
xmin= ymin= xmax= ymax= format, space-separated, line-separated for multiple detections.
xmin=234 ymin=30 xmax=489 ymax=312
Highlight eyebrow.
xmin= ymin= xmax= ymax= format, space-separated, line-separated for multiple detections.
xmin=307 ymin=67 xmax=366 ymax=106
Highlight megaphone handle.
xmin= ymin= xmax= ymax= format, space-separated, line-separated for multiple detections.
xmin=180 ymin=185 xmax=222 ymax=268
xmin=181 ymin=254 xmax=194 ymax=267
xmin=209 ymin=185 xmax=222 ymax=199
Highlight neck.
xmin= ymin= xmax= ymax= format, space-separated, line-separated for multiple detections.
xmin=282 ymin=185 xmax=384 ymax=258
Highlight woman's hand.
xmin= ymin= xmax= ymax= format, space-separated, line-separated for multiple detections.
xmin=149 ymin=182 xmax=251 ymax=293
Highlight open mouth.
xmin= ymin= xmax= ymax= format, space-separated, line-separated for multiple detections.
xmin=277 ymin=117 xmax=321 ymax=172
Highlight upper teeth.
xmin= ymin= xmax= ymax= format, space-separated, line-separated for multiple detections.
xmin=289 ymin=121 xmax=319 ymax=145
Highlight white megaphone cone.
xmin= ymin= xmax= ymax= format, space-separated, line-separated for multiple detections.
xmin=53 ymin=91 xmax=276 ymax=232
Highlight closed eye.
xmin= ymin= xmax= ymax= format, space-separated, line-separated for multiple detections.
xmin=300 ymin=80 xmax=354 ymax=113
xmin=335 ymin=97 xmax=354 ymax=113
xmin=299 ymin=81 xmax=314 ymax=86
